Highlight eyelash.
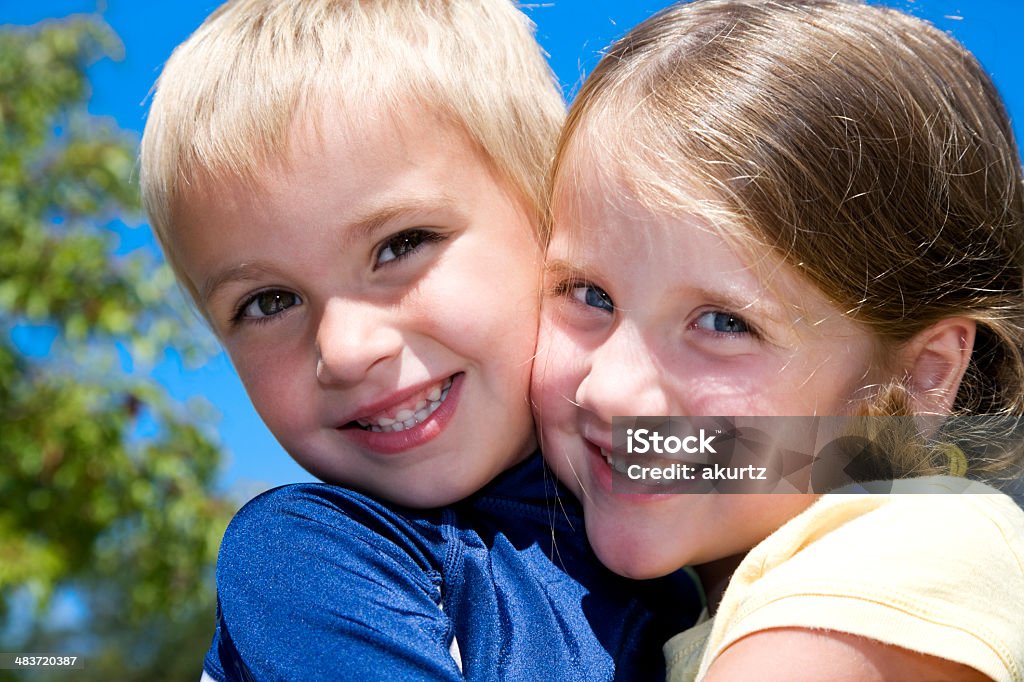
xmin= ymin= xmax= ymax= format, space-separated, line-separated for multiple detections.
xmin=374 ymin=229 xmax=446 ymax=269
xmin=547 ymin=277 xmax=579 ymax=299
xmin=230 ymin=289 xmax=302 ymax=327
xmin=227 ymin=229 xmax=448 ymax=328
xmin=548 ymin=277 xmax=615 ymax=312
xmin=548 ymin=276 xmax=761 ymax=338
xmin=690 ymin=309 xmax=761 ymax=340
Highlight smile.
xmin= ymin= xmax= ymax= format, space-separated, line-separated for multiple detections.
xmin=600 ymin=447 xmax=631 ymax=474
xmin=600 ymin=445 xmax=701 ymax=480
xmin=354 ymin=376 xmax=454 ymax=432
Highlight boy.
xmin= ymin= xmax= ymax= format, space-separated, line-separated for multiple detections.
xmin=140 ymin=1 xmax=699 ymax=679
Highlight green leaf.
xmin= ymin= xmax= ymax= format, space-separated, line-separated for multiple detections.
xmin=0 ymin=17 xmax=237 ymax=680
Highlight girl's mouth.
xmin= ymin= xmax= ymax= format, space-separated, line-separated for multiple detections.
xmin=600 ymin=447 xmax=631 ymax=474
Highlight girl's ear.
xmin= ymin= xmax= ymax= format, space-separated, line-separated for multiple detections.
xmin=901 ymin=318 xmax=976 ymax=415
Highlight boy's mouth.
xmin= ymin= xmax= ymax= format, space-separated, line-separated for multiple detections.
xmin=352 ymin=376 xmax=455 ymax=433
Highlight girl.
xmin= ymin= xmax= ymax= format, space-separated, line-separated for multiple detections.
xmin=534 ymin=1 xmax=1024 ymax=680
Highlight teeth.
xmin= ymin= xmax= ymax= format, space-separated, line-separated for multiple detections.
xmin=600 ymin=448 xmax=632 ymax=474
xmin=356 ymin=377 xmax=453 ymax=433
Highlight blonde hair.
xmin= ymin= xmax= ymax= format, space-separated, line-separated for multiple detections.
xmin=141 ymin=0 xmax=564 ymax=304
xmin=552 ymin=0 xmax=1024 ymax=480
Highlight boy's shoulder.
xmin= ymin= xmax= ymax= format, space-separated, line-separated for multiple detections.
xmin=218 ymin=453 xmax=587 ymax=586
xmin=210 ymin=480 xmax=458 ymax=680
xmin=210 ymin=455 xmax=702 ymax=681
xmin=225 ymin=478 xmax=443 ymax=573
xmin=215 ymin=453 xmax=577 ymax=595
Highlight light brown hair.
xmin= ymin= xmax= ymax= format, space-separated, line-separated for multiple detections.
xmin=552 ymin=0 xmax=1024 ymax=479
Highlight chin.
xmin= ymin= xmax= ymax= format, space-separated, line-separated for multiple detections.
xmin=598 ymin=548 xmax=679 ymax=580
xmin=587 ymin=521 xmax=683 ymax=580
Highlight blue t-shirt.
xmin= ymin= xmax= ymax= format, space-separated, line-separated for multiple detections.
xmin=204 ymin=453 xmax=701 ymax=681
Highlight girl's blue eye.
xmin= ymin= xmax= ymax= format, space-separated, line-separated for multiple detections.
xmin=694 ymin=311 xmax=750 ymax=334
xmin=239 ymin=290 xmax=302 ymax=320
xmin=376 ymin=229 xmax=442 ymax=267
xmin=572 ymin=284 xmax=614 ymax=313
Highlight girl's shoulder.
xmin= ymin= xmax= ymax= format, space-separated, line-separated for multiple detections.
xmin=695 ymin=480 xmax=1024 ymax=682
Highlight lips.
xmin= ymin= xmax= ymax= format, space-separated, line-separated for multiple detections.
xmin=599 ymin=446 xmax=633 ymax=474
xmin=584 ymin=437 xmax=691 ymax=500
xmin=340 ymin=373 xmax=464 ymax=455
xmin=353 ymin=376 xmax=454 ymax=432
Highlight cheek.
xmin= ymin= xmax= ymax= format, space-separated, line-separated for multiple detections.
xmin=532 ymin=316 xmax=585 ymax=421
xmin=417 ymin=285 xmax=539 ymax=376
xmin=771 ymin=348 xmax=875 ymax=414
xmin=421 ymin=245 xmax=541 ymax=359
xmin=532 ymin=317 xmax=590 ymax=497
xmin=666 ymin=366 xmax=779 ymax=416
xmin=228 ymin=343 xmax=311 ymax=440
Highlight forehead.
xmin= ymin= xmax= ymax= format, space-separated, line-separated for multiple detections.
xmin=167 ymin=102 xmax=520 ymax=300
xmin=549 ymin=147 xmax=854 ymax=328
xmin=277 ymin=100 xmax=478 ymax=188
xmin=553 ymin=120 xmax=719 ymax=225
xmin=551 ymin=135 xmax=748 ymax=259
xmin=173 ymin=100 xmax=495 ymax=225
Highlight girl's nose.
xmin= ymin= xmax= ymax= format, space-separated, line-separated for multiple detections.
xmin=575 ymin=326 xmax=671 ymax=423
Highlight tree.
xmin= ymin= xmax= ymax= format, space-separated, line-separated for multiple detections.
xmin=0 ymin=15 xmax=235 ymax=680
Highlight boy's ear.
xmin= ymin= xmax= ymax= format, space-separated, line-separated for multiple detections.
xmin=901 ymin=317 xmax=976 ymax=415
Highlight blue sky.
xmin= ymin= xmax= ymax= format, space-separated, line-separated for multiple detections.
xmin=4 ymin=0 xmax=1023 ymax=495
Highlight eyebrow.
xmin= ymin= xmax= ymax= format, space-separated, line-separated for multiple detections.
xmin=200 ymin=262 xmax=280 ymax=306
xmin=345 ymin=195 xmax=460 ymax=242
xmin=543 ymin=258 xmax=587 ymax=282
xmin=690 ymin=283 xmax=786 ymax=325
xmin=200 ymin=196 xmax=460 ymax=305
xmin=545 ymin=256 xmax=784 ymax=324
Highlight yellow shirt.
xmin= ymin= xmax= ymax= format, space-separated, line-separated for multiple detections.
xmin=664 ymin=479 xmax=1024 ymax=682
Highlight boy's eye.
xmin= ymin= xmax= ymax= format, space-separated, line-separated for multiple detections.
xmin=693 ymin=311 xmax=750 ymax=335
xmin=375 ymin=229 xmax=443 ymax=267
xmin=237 ymin=290 xmax=302 ymax=321
xmin=572 ymin=284 xmax=614 ymax=313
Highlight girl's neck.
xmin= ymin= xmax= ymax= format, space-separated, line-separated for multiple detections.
xmin=695 ymin=553 xmax=746 ymax=615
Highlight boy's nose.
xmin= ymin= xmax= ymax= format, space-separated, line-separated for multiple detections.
xmin=575 ymin=327 xmax=671 ymax=422
xmin=315 ymin=298 xmax=402 ymax=386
